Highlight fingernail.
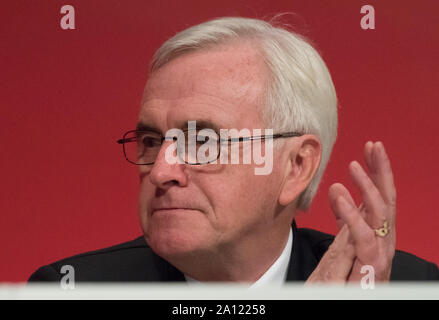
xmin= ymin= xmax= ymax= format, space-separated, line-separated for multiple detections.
xmin=350 ymin=161 xmax=360 ymax=171
xmin=378 ymin=142 xmax=387 ymax=156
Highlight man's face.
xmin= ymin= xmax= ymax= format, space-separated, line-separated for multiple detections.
xmin=138 ymin=42 xmax=287 ymax=261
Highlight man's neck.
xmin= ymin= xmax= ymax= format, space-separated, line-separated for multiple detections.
xmin=185 ymin=227 xmax=293 ymax=285
xmin=166 ymin=225 xmax=292 ymax=282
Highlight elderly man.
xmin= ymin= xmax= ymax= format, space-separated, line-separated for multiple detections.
xmin=29 ymin=17 xmax=438 ymax=284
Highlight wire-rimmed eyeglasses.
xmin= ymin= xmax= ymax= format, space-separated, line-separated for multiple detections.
xmin=117 ymin=129 xmax=303 ymax=165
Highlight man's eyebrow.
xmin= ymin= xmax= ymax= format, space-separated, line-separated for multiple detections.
xmin=180 ymin=119 xmax=222 ymax=132
xmin=135 ymin=122 xmax=160 ymax=133
xmin=136 ymin=120 xmax=223 ymax=133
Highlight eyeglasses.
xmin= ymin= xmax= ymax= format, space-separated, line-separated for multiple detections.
xmin=117 ymin=129 xmax=303 ymax=165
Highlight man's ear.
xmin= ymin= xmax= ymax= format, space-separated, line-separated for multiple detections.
xmin=278 ymin=135 xmax=322 ymax=206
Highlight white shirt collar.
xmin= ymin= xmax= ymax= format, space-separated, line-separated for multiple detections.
xmin=184 ymin=227 xmax=293 ymax=286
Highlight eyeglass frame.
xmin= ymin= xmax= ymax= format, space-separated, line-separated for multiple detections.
xmin=117 ymin=129 xmax=304 ymax=165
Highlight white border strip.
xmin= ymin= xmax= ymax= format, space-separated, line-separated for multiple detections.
xmin=1 ymin=283 xmax=439 ymax=300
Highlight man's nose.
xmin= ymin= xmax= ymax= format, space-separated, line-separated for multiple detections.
xmin=148 ymin=141 xmax=188 ymax=189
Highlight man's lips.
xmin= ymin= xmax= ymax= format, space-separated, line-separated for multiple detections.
xmin=151 ymin=208 xmax=200 ymax=215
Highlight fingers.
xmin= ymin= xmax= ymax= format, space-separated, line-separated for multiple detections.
xmin=329 ymin=183 xmax=356 ymax=207
xmin=320 ymin=141 xmax=397 ymax=284
xmin=336 ymin=196 xmax=375 ymax=247
xmin=336 ymin=195 xmax=394 ymax=281
xmin=306 ymin=225 xmax=356 ymax=284
xmin=329 ymin=183 xmax=357 ymax=230
xmin=364 ymin=141 xmax=374 ymax=171
xmin=363 ymin=141 xmax=397 ymax=209
xmin=349 ymin=161 xmax=388 ymax=229
xmin=349 ymin=141 xmax=397 ymax=233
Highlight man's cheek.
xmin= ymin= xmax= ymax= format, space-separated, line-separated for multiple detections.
xmin=138 ymin=188 xmax=153 ymax=229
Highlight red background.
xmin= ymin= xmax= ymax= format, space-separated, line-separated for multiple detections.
xmin=1 ymin=0 xmax=438 ymax=282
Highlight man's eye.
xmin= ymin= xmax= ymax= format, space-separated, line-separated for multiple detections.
xmin=197 ymin=135 xmax=217 ymax=143
xmin=142 ymin=137 xmax=161 ymax=148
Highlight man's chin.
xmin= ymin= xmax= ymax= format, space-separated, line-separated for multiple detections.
xmin=145 ymin=230 xmax=206 ymax=260
xmin=142 ymin=210 xmax=213 ymax=258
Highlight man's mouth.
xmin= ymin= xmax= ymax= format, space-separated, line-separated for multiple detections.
xmin=151 ymin=208 xmax=199 ymax=215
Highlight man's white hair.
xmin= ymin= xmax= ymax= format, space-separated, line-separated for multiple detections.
xmin=150 ymin=16 xmax=338 ymax=211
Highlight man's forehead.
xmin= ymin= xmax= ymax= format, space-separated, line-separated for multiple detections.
xmin=142 ymin=42 xmax=268 ymax=108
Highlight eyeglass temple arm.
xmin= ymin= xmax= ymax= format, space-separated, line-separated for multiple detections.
xmin=117 ymin=137 xmax=137 ymax=144
xmin=117 ymin=132 xmax=303 ymax=144
xmin=221 ymin=132 xmax=303 ymax=143
xmin=117 ymin=135 xmax=177 ymax=144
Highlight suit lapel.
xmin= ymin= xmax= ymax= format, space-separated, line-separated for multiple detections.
xmin=152 ymin=253 xmax=186 ymax=282
xmin=286 ymin=220 xmax=319 ymax=281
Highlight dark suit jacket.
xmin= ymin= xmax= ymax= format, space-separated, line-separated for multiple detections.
xmin=28 ymin=222 xmax=439 ymax=282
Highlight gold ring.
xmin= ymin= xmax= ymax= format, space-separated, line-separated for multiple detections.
xmin=375 ymin=220 xmax=390 ymax=237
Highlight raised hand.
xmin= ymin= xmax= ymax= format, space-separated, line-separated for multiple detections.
xmin=307 ymin=141 xmax=397 ymax=283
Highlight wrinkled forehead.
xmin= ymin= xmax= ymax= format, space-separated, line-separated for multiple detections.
xmin=139 ymin=42 xmax=269 ymax=131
